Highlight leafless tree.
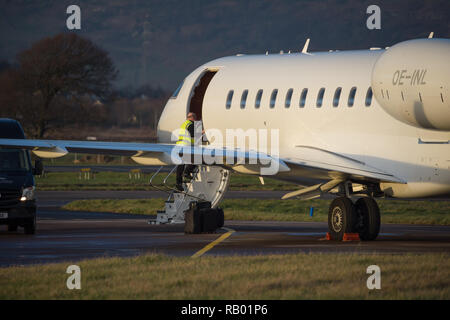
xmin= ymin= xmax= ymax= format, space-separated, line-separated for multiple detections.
xmin=0 ymin=33 xmax=117 ymax=138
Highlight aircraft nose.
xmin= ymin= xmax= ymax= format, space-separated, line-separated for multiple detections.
xmin=157 ymin=98 xmax=186 ymax=143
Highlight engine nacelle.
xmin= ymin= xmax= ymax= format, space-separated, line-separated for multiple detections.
xmin=371 ymin=39 xmax=450 ymax=131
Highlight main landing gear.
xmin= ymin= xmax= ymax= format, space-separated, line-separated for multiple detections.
xmin=327 ymin=196 xmax=380 ymax=241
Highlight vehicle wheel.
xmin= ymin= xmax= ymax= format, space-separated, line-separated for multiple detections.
xmin=354 ymin=197 xmax=380 ymax=241
xmin=8 ymin=224 xmax=18 ymax=232
xmin=328 ymin=197 xmax=356 ymax=241
xmin=24 ymin=216 xmax=36 ymax=235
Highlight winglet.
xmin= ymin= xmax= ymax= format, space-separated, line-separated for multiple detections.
xmin=302 ymin=38 xmax=310 ymax=53
xmin=428 ymin=32 xmax=434 ymax=39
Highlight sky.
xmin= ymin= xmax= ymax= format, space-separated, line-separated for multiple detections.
xmin=0 ymin=0 xmax=448 ymax=91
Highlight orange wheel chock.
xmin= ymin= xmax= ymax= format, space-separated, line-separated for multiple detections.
xmin=324 ymin=233 xmax=360 ymax=241
xmin=343 ymin=233 xmax=360 ymax=241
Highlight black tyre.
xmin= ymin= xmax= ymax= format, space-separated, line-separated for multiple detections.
xmin=201 ymin=208 xmax=219 ymax=233
xmin=328 ymin=197 xmax=356 ymax=241
xmin=8 ymin=224 xmax=18 ymax=232
xmin=24 ymin=216 xmax=36 ymax=235
xmin=217 ymin=208 xmax=224 ymax=228
xmin=354 ymin=197 xmax=380 ymax=241
xmin=184 ymin=207 xmax=202 ymax=234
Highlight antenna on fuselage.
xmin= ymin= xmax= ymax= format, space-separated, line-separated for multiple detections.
xmin=302 ymin=38 xmax=310 ymax=53
xmin=428 ymin=32 xmax=434 ymax=38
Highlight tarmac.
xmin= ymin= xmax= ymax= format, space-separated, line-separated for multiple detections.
xmin=0 ymin=190 xmax=448 ymax=267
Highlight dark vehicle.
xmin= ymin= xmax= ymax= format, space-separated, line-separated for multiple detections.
xmin=0 ymin=119 xmax=42 ymax=234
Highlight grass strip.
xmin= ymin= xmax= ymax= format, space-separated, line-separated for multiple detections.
xmin=36 ymin=171 xmax=295 ymax=191
xmin=1 ymin=253 xmax=448 ymax=299
xmin=62 ymin=198 xmax=450 ymax=225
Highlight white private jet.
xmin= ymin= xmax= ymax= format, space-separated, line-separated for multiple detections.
xmin=1 ymin=37 xmax=449 ymax=240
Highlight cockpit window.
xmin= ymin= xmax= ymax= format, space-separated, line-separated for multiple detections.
xmin=171 ymin=80 xmax=184 ymax=99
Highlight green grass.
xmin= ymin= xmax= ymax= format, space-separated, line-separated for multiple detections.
xmin=36 ymin=153 xmax=139 ymax=166
xmin=37 ymin=171 xmax=159 ymax=191
xmin=62 ymin=198 xmax=450 ymax=225
xmin=1 ymin=253 xmax=448 ymax=299
xmin=226 ymin=173 xmax=294 ymax=190
xmin=36 ymin=171 xmax=295 ymax=191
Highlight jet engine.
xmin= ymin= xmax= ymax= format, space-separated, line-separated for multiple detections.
xmin=371 ymin=38 xmax=450 ymax=131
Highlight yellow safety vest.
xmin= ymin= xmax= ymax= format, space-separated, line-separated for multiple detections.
xmin=176 ymin=120 xmax=195 ymax=145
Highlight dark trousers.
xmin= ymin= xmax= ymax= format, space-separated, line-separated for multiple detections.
xmin=176 ymin=164 xmax=196 ymax=186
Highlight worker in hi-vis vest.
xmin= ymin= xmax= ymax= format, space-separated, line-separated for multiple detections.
xmin=175 ymin=112 xmax=197 ymax=191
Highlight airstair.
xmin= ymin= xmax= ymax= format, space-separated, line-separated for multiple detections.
xmin=147 ymin=165 xmax=230 ymax=225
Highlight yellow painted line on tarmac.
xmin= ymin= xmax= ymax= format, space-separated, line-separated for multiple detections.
xmin=191 ymin=227 xmax=235 ymax=258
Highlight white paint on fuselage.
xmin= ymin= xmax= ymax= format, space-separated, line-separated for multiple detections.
xmin=158 ymin=48 xmax=450 ymax=198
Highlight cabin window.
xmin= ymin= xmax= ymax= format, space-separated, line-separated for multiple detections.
xmin=316 ymin=87 xmax=325 ymax=108
xmin=226 ymin=90 xmax=234 ymax=109
xmin=365 ymin=87 xmax=373 ymax=106
xmin=299 ymin=88 xmax=308 ymax=108
xmin=348 ymin=87 xmax=357 ymax=107
xmin=171 ymin=80 xmax=184 ymax=99
xmin=270 ymin=89 xmax=278 ymax=108
xmin=285 ymin=88 xmax=293 ymax=108
xmin=255 ymin=89 xmax=263 ymax=108
xmin=240 ymin=90 xmax=248 ymax=109
xmin=333 ymin=87 xmax=342 ymax=107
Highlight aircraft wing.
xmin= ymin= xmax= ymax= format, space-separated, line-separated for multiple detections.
xmin=0 ymin=138 xmax=287 ymax=170
xmin=281 ymin=145 xmax=405 ymax=184
xmin=0 ymin=139 xmax=403 ymax=183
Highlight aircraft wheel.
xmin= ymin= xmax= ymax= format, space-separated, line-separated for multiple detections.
xmin=328 ymin=197 xmax=356 ymax=241
xmin=354 ymin=197 xmax=380 ymax=241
